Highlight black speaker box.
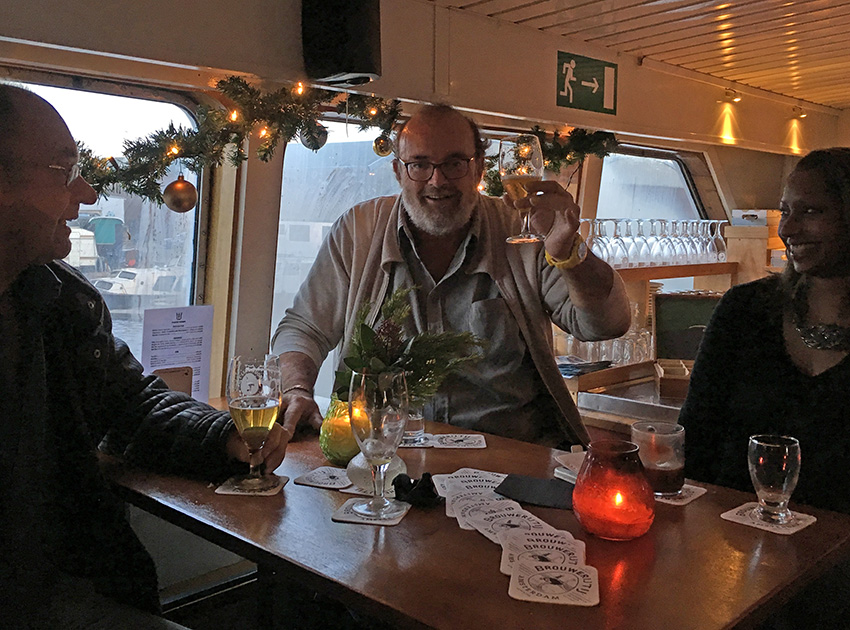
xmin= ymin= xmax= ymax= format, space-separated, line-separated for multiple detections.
xmin=302 ymin=0 xmax=382 ymax=87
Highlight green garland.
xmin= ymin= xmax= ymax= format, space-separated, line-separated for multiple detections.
xmin=76 ymin=75 xmax=615 ymax=206
xmin=77 ymin=76 xmax=400 ymax=204
xmin=482 ymin=126 xmax=619 ymax=197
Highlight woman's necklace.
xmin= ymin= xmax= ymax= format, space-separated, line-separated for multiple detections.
xmin=792 ymin=280 xmax=850 ymax=352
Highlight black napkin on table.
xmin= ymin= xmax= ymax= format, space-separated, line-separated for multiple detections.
xmin=495 ymin=474 xmax=574 ymax=510
xmin=392 ymin=473 xmax=443 ymax=508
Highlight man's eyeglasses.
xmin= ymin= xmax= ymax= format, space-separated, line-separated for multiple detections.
xmin=46 ymin=163 xmax=82 ymax=187
xmin=400 ymin=156 xmax=476 ymax=182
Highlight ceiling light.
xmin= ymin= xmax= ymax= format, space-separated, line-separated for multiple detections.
xmin=792 ymin=105 xmax=807 ymax=119
xmin=718 ymin=88 xmax=742 ymax=103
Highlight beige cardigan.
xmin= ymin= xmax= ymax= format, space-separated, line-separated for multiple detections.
xmin=273 ymin=194 xmax=627 ymax=446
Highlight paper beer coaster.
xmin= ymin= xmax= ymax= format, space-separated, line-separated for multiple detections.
xmin=466 ymin=508 xmax=555 ymax=544
xmin=215 ymin=474 xmax=288 ymax=496
xmin=720 ymin=502 xmax=817 ymax=535
xmin=508 ymin=562 xmax=599 ymax=606
xmin=456 ymin=499 xmax=523 ymax=531
xmin=294 ymin=466 xmax=352 ymax=489
xmin=654 ymin=484 xmax=707 ymax=506
xmin=499 ymin=529 xmax=586 ymax=576
xmin=431 ymin=434 xmax=487 ymax=448
xmin=331 ymin=498 xmax=410 ymax=526
xmin=398 ymin=433 xmax=434 ymax=448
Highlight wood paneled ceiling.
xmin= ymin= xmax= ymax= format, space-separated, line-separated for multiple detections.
xmin=429 ymin=0 xmax=850 ymax=110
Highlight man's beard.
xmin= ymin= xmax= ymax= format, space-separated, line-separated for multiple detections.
xmin=401 ymin=185 xmax=476 ymax=236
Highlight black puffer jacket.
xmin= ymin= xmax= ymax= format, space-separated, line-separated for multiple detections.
xmin=0 ymin=261 xmax=241 ymax=620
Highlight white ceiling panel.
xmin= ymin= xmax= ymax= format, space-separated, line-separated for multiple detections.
xmin=426 ymin=0 xmax=850 ymax=109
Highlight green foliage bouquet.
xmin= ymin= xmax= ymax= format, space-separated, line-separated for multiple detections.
xmin=334 ymin=287 xmax=485 ymax=406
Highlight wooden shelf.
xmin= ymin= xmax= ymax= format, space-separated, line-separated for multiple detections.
xmin=616 ymin=262 xmax=738 ymax=282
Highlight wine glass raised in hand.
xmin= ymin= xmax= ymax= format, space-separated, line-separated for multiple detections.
xmin=500 ymin=134 xmax=545 ymax=244
xmin=348 ymin=370 xmax=409 ymax=519
xmin=226 ymin=355 xmax=282 ymax=492
xmin=748 ymin=434 xmax=800 ymax=524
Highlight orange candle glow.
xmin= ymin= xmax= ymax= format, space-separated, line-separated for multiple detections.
xmin=572 ymin=441 xmax=655 ymax=541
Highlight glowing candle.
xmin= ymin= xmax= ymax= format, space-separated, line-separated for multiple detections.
xmin=318 ymin=396 xmax=360 ymax=467
xmin=572 ymin=440 xmax=655 ymax=541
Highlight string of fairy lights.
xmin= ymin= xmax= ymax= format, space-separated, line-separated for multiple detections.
xmin=77 ymin=75 xmax=617 ymax=211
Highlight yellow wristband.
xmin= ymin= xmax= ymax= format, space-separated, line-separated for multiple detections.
xmin=545 ymin=235 xmax=587 ymax=270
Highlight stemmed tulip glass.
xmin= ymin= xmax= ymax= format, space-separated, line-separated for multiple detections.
xmin=500 ymin=134 xmax=546 ymax=244
xmin=226 ymin=355 xmax=283 ymax=492
xmin=748 ymin=435 xmax=801 ymax=524
xmin=711 ymin=220 xmax=728 ymax=262
xmin=348 ymin=370 xmax=409 ymax=518
xmin=608 ymin=219 xmax=630 ymax=268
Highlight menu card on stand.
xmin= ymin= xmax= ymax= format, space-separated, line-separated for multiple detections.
xmin=141 ymin=305 xmax=214 ymax=402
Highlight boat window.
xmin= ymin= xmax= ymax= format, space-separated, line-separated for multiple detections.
xmin=272 ymin=120 xmax=399 ymax=397
xmin=19 ymin=83 xmax=199 ymax=357
xmin=596 ymin=151 xmax=702 ymax=221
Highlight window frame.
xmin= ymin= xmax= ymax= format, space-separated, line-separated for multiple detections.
xmin=0 ymin=66 xmax=213 ymax=307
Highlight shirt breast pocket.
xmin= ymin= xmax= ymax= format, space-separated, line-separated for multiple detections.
xmin=466 ymin=298 xmax=522 ymax=357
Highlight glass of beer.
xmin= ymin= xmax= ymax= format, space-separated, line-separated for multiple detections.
xmin=748 ymin=435 xmax=800 ymax=524
xmin=225 ymin=355 xmax=282 ymax=492
xmin=500 ymin=134 xmax=546 ymax=244
xmin=631 ymin=422 xmax=686 ymax=497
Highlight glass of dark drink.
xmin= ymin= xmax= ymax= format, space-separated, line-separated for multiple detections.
xmin=631 ymin=422 xmax=685 ymax=497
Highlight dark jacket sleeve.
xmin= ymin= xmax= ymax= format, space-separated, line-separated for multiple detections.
xmin=98 ymin=339 xmax=242 ymax=479
xmin=50 ymin=261 xmax=244 ymax=481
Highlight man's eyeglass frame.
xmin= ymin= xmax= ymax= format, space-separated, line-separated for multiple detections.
xmin=399 ymin=156 xmax=476 ymax=182
xmin=46 ymin=163 xmax=82 ymax=187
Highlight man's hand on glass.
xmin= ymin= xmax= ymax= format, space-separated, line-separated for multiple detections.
xmin=512 ymin=180 xmax=581 ymax=261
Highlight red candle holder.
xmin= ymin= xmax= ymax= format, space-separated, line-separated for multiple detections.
xmin=572 ymin=440 xmax=655 ymax=541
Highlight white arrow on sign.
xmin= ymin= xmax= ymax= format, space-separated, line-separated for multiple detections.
xmin=580 ymin=77 xmax=599 ymax=93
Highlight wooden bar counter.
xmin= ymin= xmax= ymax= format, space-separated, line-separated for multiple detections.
xmin=103 ymin=422 xmax=850 ymax=630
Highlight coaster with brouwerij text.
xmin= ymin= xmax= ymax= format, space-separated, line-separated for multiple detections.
xmin=446 ymin=488 xmax=505 ymax=518
xmin=654 ymin=484 xmax=707 ymax=506
xmin=466 ymin=506 xmax=555 ymax=544
xmin=294 ymin=467 xmax=352 ymax=489
xmin=720 ymin=502 xmax=817 ymax=535
xmin=331 ymin=498 xmax=410 ymax=526
xmin=498 ymin=529 xmax=586 ymax=576
xmin=215 ymin=475 xmax=288 ymax=496
xmin=435 ymin=468 xmax=508 ymax=498
xmin=456 ymin=498 xmax=523 ymax=531
xmin=508 ymin=561 xmax=599 ymax=606
xmin=431 ymin=434 xmax=487 ymax=449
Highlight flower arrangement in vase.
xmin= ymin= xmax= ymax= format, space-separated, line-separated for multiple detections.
xmin=318 ymin=287 xmax=483 ymax=466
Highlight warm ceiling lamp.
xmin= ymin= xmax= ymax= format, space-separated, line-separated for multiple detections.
xmin=718 ymin=88 xmax=742 ymax=103
xmin=792 ymin=105 xmax=807 ymax=119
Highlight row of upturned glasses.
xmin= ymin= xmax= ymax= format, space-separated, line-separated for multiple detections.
xmin=555 ymin=303 xmax=654 ymax=367
xmin=582 ymin=219 xmax=728 ymax=268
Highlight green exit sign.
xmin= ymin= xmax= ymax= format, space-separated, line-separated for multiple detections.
xmin=557 ymin=52 xmax=617 ymax=115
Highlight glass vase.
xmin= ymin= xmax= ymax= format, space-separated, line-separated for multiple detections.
xmin=572 ymin=440 xmax=655 ymax=541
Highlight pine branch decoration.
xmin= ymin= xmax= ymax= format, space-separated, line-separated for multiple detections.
xmin=334 ymin=287 xmax=485 ymax=405
xmin=75 ymin=76 xmax=401 ymax=206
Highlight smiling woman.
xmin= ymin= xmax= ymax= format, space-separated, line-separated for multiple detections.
xmin=679 ymin=147 xmax=850 ymax=628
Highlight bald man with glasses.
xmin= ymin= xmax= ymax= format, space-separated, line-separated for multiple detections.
xmin=0 ymin=85 xmax=288 ymax=627
xmin=273 ymin=103 xmax=630 ymax=449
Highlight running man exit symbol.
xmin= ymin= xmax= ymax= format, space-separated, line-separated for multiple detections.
xmin=557 ymin=52 xmax=617 ymax=115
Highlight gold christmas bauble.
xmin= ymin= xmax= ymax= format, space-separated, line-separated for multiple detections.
xmin=163 ymin=174 xmax=198 ymax=213
xmin=373 ymin=134 xmax=393 ymax=157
